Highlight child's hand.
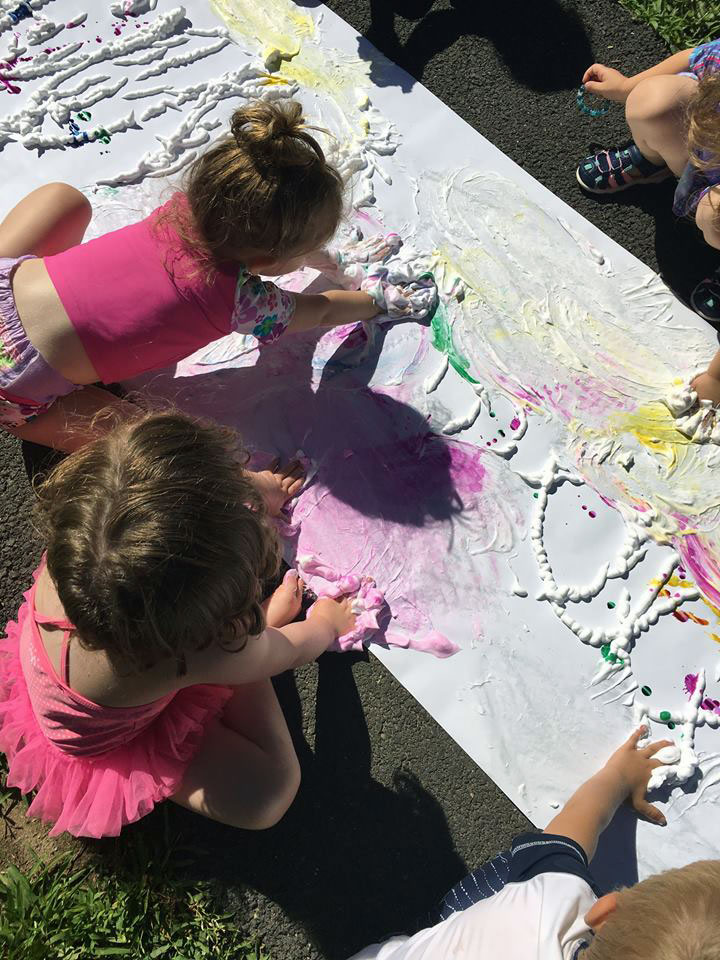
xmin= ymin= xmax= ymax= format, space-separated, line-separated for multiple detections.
xmin=582 ymin=63 xmax=632 ymax=102
xmin=692 ymin=372 xmax=720 ymax=407
xmin=604 ymin=727 xmax=672 ymax=825
xmin=263 ymin=570 xmax=303 ymax=628
xmin=308 ymin=596 xmax=357 ymax=641
xmin=247 ymin=459 xmax=305 ymax=516
xmin=361 ymin=270 xmax=438 ymax=321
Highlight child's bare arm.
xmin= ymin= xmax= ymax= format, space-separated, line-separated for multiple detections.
xmin=544 ymin=727 xmax=670 ymax=860
xmin=583 ymin=49 xmax=694 ymax=103
xmin=695 ymin=187 xmax=720 ymax=251
xmin=191 ymin=597 xmax=356 ymax=685
xmin=288 ymin=289 xmax=378 ymax=333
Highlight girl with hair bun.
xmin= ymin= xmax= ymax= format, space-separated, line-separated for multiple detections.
xmin=0 ymin=100 xmax=428 ymax=494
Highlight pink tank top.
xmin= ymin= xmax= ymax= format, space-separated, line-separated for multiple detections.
xmin=20 ymin=568 xmax=174 ymax=758
xmin=44 ymin=198 xmax=295 ymax=384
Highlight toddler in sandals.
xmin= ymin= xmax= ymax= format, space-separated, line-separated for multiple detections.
xmin=574 ymin=40 xmax=720 ymax=404
xmin=0 ymin=99 xmax=436 ymax=454
xmin=0 ymin=410 xmax=355 ymax=837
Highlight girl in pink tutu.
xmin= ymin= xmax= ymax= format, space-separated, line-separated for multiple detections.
xmin=0 ymin=410 xmax=355 ymax=838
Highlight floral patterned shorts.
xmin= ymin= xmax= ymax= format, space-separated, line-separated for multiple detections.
xmin=0 ymin=255 xmax=79 ymax=429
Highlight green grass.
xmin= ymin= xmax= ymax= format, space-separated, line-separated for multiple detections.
xmin=618 ymin=0 xmax=720 ymax=51
xmin=0 ymin=758 xmax=266 ymax=960
xmin=0 ymin=834 xmax=267 ymax=960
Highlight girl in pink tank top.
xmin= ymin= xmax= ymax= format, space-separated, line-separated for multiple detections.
xmin=0 ymin=100 xmax=436 ymax=450
xmin=0 ymin=410 xmax=356 ymax=838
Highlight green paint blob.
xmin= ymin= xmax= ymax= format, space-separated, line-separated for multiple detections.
xmin=430 ymin=302 xmax=479 ymax=385
xmin=601 ymin=643 xmax=618 ymax=664
xmin=532 ymin=492 xmax=539 ymax=499
xmin=668 ymin=722 xmax=676 ymax=730
xmin=607 ymin=601 xmax=616 ymax=609
xmin=489 ymin=411 xmax=496 ymax=418
xmin=498 ymin=429 xmax=505 ymax=437
xmin=641 ymin=685 xmax=652 ymax=696
xmin=660 ymin=710 xmax=672 ymax=723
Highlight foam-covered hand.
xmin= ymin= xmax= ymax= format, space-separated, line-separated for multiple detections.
xmin=361 ymin=266 xmax=438 ymax=321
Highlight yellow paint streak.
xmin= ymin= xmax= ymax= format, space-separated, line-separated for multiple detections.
xmin=608 ymin=403 xmax=695 ymax=473
xmin=211 ymin=0 xmax=313 ymax=60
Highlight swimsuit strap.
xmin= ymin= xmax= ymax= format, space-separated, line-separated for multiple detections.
xmin=34 ymin=612 xmax=75 ymax=685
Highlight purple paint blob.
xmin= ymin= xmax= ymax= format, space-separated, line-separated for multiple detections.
xmin=581 ymin=504 xmax=587 ymax=510
xmin=588 ymin=510 xmax=596 ymax=519
xmin=510 ymin=417 xmax=521 ymax=431
xmin=96 ymin=36 xmax=102 ymax=43
xmin=684 ymin=673 xmax=699 ymax=697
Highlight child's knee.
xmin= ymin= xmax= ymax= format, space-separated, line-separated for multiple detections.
xmin=44 ymin=183 xmax=92 ymax=224
xmin=254 ymin=754 xmax=301 ymax=830
xmin=625 ymin=76 xmax=689 ymax=127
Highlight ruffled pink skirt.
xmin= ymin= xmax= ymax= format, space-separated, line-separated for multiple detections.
xmin=0 ymin=602 xmax=234 ymax=838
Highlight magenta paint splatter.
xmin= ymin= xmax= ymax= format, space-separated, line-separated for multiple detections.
xmin=510 ymin=417 xmax=520 ymax=431
xmin=0 ymin=73 xmax=21 ymax=95
xmin=96 ymin=36 xmax=102 ymax=43
xmin=581 ymin=504 xmax=587 ymax=511
xmin=588 ymin=510 xmax=596 ymax=518
xmin=114 ymin=26 xmax=121 ymax=35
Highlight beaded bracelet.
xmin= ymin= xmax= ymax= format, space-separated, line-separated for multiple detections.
xmin=576 ymin=83 xmax=610 ymax=118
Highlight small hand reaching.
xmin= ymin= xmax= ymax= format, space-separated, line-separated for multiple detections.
xmin=604 ymin=726 xmax=673 ymax=825
xmin=247 ymin=458 xmax=305 ymax=516
xmin=361 ymin=269 xmax=438 ymax=321
xmin=582 ymin=63 xmax=632 ymax=102
xmin=308 ymin=595 xmax=357 ymax=641
xmin=691 ymin=372 xmax=720 ymax=407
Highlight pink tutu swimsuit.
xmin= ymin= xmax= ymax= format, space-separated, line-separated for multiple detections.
xmin=0 ymin=560 xmax=232 ymax=837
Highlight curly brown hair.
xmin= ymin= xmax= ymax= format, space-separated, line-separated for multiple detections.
xmin=34 ymin=411 xmax=280 ymax=675
xmin=162 ymin=99 xmax=345 ymax=271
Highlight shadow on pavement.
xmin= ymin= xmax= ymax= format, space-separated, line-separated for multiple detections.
xmin=95 ymin=652 xmax=468 ymax=959
xmin=357 ymin=0 xmax=592 ymax=93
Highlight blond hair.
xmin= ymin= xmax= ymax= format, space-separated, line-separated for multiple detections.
xmin=586 ymin=860 xmax=720 ymax=960
xmin=164 ymin=99 xmax=344 ymax=270
xmin=688 ymin=73 xmax=720 ymax=174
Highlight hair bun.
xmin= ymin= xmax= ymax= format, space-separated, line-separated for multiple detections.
xmin=230 ymin=100 xmax=325 ymax=170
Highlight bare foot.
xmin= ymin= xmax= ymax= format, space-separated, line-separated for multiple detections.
xmin=263 ymin=570 xmax=303 ymax=627
xmin=248 ymin=458 xmax=305 ymax=516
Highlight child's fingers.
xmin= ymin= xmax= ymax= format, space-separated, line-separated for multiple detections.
xmin=582 ymin=63 xmax=604 ymax=84
xmin=642 ymin=739 xmax=674 ymax=759
xmin=284 ymin=476 xmax=304 ymax=497
xmin=625 ymin=725 xmax=650 ymax=749
xmin=633 ymin=794 xmax=667 ymax=827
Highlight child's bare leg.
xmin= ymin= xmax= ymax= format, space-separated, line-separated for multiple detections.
xmin=4 ymin=387 xmax=134 ymax=452
xmin=0 ymin=183 xmax=92 ymax=258
xmin=625 ymin=75 xmax=698 ymax=176
xmin=172 ymin=680 xmax=301 ymax=829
